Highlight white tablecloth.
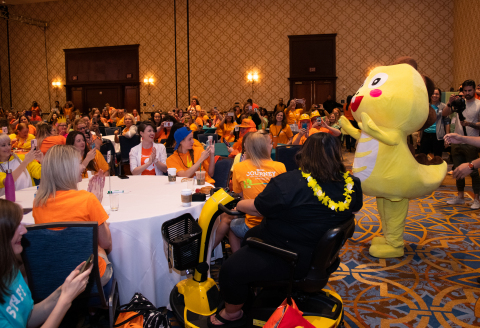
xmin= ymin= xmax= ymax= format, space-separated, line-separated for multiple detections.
xmin=103 ymin=135 xmax=120 ymax=153
xmin=20 ymin=176 xmax=220 ymax=307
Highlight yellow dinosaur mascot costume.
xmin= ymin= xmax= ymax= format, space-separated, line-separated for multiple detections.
xmin=339 ymin=63 xmax=447 ymax=258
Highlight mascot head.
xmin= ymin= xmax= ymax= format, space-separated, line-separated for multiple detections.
xmin=350 ymin=63 xmax=429 ymax=135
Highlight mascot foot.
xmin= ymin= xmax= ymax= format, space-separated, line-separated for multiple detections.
xmin=371 ymin=236 xmax=386 ymax=245
xmin=369 ymin=244 xmax=404 ymax=258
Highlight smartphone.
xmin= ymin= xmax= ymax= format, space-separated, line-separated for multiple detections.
xmin=223 ymin=138 xmax=230 ymax=146
xmin=227 ymin=112 xmax=234 ymax=117
xmin=118 ymin=175 xmax=130 ymax=179
xmin=164 ymin=121 xmax=173 ymax=128
xmin=248 ymin=106 xmax=252 ymax=112
xmin=31 ymin=139 xmax=37 ymax=150
xmin=234 ymin=126 xmax=239 ymax=131
xmin=302 ymin=123 xmax=308 ymax=130
xmin=79 ymin=254 xmax=94 ymax=275
xmin=107 ymin=150 xmax=111 ymax=163
xmin=317 ymin=117 xmax=322 ymax=123
xmin=2 ymin=127 xmax=7 ymax=134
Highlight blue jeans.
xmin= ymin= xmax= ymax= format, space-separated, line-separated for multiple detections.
xmin=230 ymin=218 xmax=250 ymax=238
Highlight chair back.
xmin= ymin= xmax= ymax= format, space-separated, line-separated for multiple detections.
xmin=21 ymin=222 xmax=106 ymax=306
xmin=105 ymin=127 xmax=119 ymax=136
xmin=166 ymin=147 xmax=175 ymax=157
xmin=119 ymin=135 xmax=141 ymax=163
xmin=275 ymin=145 xmax=302 ymax=172
xmin=99 ymin=126 xmax=106 ymax=136
xmin=198 ymin=133 xmax=219 ymax=144
xmin=212 ymin=158 xmax=233 ymax=188
xmin=294 ymin=216 xmax=355 ymax=293
xmin=100 ymin=138 xmax=116 ymax=175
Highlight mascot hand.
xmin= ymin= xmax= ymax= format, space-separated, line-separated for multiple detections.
xmin=339 ymin=116 xmax=361 ymax=139
xmin=359 ymin=112 xmax=398 ymax=146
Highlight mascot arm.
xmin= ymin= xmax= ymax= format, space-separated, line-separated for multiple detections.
xmin=339 ymin=116 xmax=361 ymax=139
xmin=358 ymin=112 xmax=399 ymax=146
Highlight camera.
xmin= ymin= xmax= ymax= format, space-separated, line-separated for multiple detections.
xmin=451 ymin=96 xmax=466 ymax=114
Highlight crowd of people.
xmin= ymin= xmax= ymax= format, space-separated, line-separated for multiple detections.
xmin=1 ymin=80 xmax=480 ymax=326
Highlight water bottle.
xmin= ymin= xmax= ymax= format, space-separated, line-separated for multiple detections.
xmin=4 ymin=169 xmax=15 ymax=202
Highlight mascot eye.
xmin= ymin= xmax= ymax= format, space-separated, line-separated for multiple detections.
xmin=368 ymin=73 xmax=388 ymax=88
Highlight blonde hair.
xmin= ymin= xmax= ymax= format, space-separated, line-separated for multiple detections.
xmin=124 ymin=113 xmax=135 ymax=124
xmin=34 ymin=145 xmax=81 ymax=207
xmin=35 ymin=122 xmax=53 ymax=149
xmin=73 ymin=118 xmax=87 ymax=130
xmin=0 ymin=133 xmax=11 ymax=145
xmin=244 ymin=132 xmax=271 ymax=168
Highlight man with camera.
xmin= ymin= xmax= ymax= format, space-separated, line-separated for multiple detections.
xmin=442 ymin=80 xmax=480 ymax=208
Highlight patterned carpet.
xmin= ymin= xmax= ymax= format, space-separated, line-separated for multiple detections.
xmin=330 ymin=187 xmax=480 ymax=328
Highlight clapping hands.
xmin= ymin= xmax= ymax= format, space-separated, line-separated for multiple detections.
xmin=87 ymin=169 xmax=105 ymax=202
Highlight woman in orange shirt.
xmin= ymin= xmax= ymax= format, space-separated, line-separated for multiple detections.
xmin=63 ymin=101 xmax=74 ymax=121
xmin=36 ymin=122 xmax=66 ymax=155
xmin=100 ymin=108 xmax=112 ymax=127
xmin=213 ymin=131 xmax=286 ymax=252
xmin=132 ymin=109 xmax=141 ymax=124
xmin=155 ymin=115 xmax=175 ymax=142
xmin=10 ymin=123 xmax=35 ymax=151
xmin=269 ymin=111 xmax=293 ymax=145
xmin=15 ymin=115 xmax=37 ymax=136
xmin=166 ymin=127 xmax=215 ymax=184
xmin=187 ymin=97 xmax=202 ymax=113
xmin=66 ymin=131 xmax=109 ymax=178
xmin=33 ymin=145 xmax=112 ymax=286
xmin=114 ymin=114 xmax=137 ymax=144
xmin=227 ymin=119 xmax=257 ymax=158
xmin=217 ymin=111 xmax=237 ymax=143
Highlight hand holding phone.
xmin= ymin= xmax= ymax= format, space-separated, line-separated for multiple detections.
xmin=31 ymin=139 xmax=37 ymax=150
xmin=79 ymin=254 xmax=94 ymax=276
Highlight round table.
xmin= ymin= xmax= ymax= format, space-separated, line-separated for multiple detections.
xmin=19 ymin=176 xmax=219 ymax=307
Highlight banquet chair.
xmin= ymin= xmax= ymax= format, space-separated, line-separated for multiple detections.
xmin=275 ymin=145 xmax=302 ymax=172
xmin=21 ymin=222 xmax=119 ymax=328
xmin=198 ymin=133 xmax=219 ymax=144
xmin=212 ymin=157 xmax=233 ymax=188
xmin=100 ymin=138 xmax=117 ymax=176
xmin=105 ymin=127 xmax=120 ymax=136
xmin=119 ymin=135 xmax=141 ymax=173
xmin=99 ymin=126 xmax=106 ymax=136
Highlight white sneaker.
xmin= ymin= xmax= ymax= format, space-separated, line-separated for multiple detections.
xmin=471 ymin=200 xmax=480 ymax=209
xmin=446 ymin=197 xmax=465 ymax=205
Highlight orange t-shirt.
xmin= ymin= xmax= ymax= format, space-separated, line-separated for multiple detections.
xmin=40 ymin=135 xmax=66 ymax=155
xmin=140 ymin=147 xmax=156 ymax=175
xmin=82 ymin=150 xmax=110 ymax=178
xmin=195 ymin=117 xmax=204 ymax=127
xmin=285 ymin=108 xmax=303 ymax=125
xmin=32 ymin=190 xmax=109 ymax=276
xmin=309 ymin=127 xmax=334 ymax=136
xmin=293 ymin=133 xmax=308 ymax=145
xmin=217 ymin=122 xmax=236 ymax=142
xmin=269 ymin=124 xmax=293 ymax=145
xmin=344 ymin=103 xmax=354 ymax=121
xmin=189 ymin=123 xmax=198 ymax=132
xmin=156 ymin=129 xmax=170 ymax=142
xmin=232 ymin=159 xmax=286 ymax=228
xmin=166 ymin=147 xmax=215 ymax=184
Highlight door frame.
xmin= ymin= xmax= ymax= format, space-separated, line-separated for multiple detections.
xmin=288 ymin=77 xmax=337 ymax=105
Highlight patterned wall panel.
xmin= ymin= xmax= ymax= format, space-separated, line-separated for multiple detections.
xmin=189 ymin=0 xmax=454 ymax=111
xmin=0 ymin=19 xmax=11 ymax=110
xmin=2 ymin=0 xmax=454 ymax=114
xmin=452 ymin=0 xmax=480 ymax=88
xmin=7 ymin=0 xmax=177 ymax=113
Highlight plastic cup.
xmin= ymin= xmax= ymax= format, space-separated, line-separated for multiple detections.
xmin=109 ymin=193 xmax=119 ymax=211
xmin=181 ymin=189 xmax=192 ymax=207
xmin=167 ymin=168 xmax=177 ymax=184
xmin=196 ymin=171 xmax=206 ymax=185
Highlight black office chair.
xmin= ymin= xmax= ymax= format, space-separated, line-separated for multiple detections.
xmin=212 ymin=157 xmax=233 ymax=188
xmin=198 ymin=133 xmax=219 ymax=144
xmin=166 ymin=147 xmax=175 ymax=157
xmin=275 ymin=145 xmax=302 ymax=172
xmin=119 ymin=135 xmax=141 ymax=171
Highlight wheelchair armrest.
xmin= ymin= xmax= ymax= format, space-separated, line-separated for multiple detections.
xmin=246 ymin=237 xmax=298 ymax=264
xmin=218 ymin=203 xmax=245 ymax=217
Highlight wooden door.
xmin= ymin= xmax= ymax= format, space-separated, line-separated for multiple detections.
xmin=71 ymin=87 xmax=83 ymax=113
xmin=124 ymin=86 xmax=139 ymax=112
xmin=85 ymin=86 xmax=120 ymax=111
xmin=313 ymin=80 xmax=335 ymax=105
xmin=292 ymin=81 xmax=313 ymax=110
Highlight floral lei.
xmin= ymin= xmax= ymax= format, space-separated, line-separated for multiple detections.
xmin=300 ymin=169 xmax=354 ymax=212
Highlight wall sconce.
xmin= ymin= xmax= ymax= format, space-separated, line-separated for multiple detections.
xmin=51 ymin=81 xmax=62 ymax=87
xmin=143 ymin=77 xmax=154 ymax=114
xmin=247 ymin=71 xmax=259 ymax=99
